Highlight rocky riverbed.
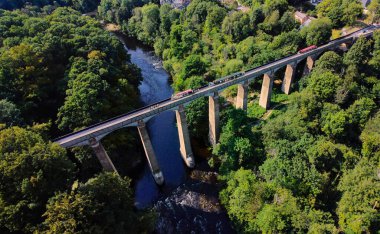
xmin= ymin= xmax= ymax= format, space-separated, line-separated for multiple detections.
xmin=154 ymin=162 xmax=235 ymax=233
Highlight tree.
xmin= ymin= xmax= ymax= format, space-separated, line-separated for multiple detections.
xmin=369 ymin=31 xmax=380 ymax=73
xmin=98 ymin=0 xmax=149 ymax=31
xmin=343 ymin=36 xmax=373 ymax=68
xmin=222 ymin=59 xmax=244 ymax=76
xmin=71 ymin=0 xmax=100 ymax=13
xmin=222 ymin=11 xmax=253 ymax=42
xmin=301 ymin=17 xmax=333 ymax=46
xmin=0 ymin=127 xmax=76 ymax=232
xmin=314 ymin=51 xmax=343 ymax=74
xmin=219 ymin=169 xmax=274 ymax=233
xmin=316 ymin=0 xmax=362 ymax=27
xmin=341 ymin=0 xmax=363 ymax=26
xmin=42 ymin=172 xmax=155 ymax=233
xmin=321 ymin=110 xmax=349 ymax=139
xmin=179 ymin=54 xmax=207 ymax=80
xmin=213 ymin=108 xmax=263 ymax=174
xmin=57 ymin=56 xmax=140 ymax=132
xmin=368 ymin=0 xmax=380 ymax=23
xmin=308 ymin=71 xmax=342 ymax=101
xmin=346 ymin=97 xmax=376 ymax=130
xmin=337 ymin=158 xmax=380 ymax=233
xmin=255 ymin=188 xmax=302 ymax=233
xmin=360 ymin=111 xmax=380 ymax=158
xmin=316 ymin=0 xmax=342 ymax=26
xmin=128 ymin=3 xmax=160 ymax=45
xmin=0 ymin=99 xmax=22 ymax=126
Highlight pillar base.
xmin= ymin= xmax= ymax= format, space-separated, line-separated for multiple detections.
xmin=153 ymin=171 xmax=164 ymax=185
xmin=176 ymin=105 xmax=195 ymax=168
xmin=184 ymin=155 xmax=195 ymax=168
xmin=137 ymin=120 xmax=164 ymax=185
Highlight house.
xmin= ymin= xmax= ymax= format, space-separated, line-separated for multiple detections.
xmin=160 ymin=0 xmax=191 ymax=9
xmin=294 ymin=11 xmax=316 ymax=28
xmin=294 ymin=11 xmax=309 ymax=25
xmin=361 ymin=0 xmax=371 ymax=8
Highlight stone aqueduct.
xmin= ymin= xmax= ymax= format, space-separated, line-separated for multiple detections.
xmin=55 ymin=26 xmax=379 ymax=185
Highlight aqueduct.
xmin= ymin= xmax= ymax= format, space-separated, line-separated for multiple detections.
xmin=54 ymin=25 xmax=379 ymax=185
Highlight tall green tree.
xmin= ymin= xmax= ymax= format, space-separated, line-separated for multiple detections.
xmin=42 ymin=172 xmax=155 ymax=233
xmin=337 ymin=157 xmax=380 ymax=233
xmin=301 ymin=17 xmax=333 ymax=46
xmin=0 ymin=127 xmax=76 ymax=232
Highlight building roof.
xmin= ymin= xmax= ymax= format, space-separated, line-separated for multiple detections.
xmin=295 ymin=11 xmax=308 ymax=20
xmin=361 ymin=0 xmax=371 ymax=8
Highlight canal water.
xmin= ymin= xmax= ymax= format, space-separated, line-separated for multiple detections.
xmin=116 ymin=34 xmax=235 ymax=233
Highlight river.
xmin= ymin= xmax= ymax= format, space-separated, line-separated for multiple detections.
xmin=117 ymin=34 xmax=235 ymax=233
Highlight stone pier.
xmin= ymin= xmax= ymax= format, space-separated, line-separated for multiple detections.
xmin=137 ymin=120 xmax=164 ymax=185
xmin=236 ymin=80 xmax=249 ymax=110
xmin=209 ymin=92 xmax=220 ymax=146
xmin=175 ymin=105 xmax=195 ymax=168
xmin=259 ymin=72 xmax=274 ymax=110
xmin=89 ymin=138 xmax=118 ymax=173
xmin=303 ymin=55 xmax=316 ymax=76
xmin=282 ymin=63 xmax=297 ymax=95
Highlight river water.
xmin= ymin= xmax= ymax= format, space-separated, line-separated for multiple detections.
xmin=117 ymin=35 xmax=187 ymax=207
xmin=117 ymin=34 xmax=235 ymax=233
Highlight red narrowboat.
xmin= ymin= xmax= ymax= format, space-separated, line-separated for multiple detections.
xmin=171 ymin=89 xmax=193 ymax=100
xmin=298 ymin=45 xmax=317 ymax=54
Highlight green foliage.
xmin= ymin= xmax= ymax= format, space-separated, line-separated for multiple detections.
xmin=321 ymin=110 xmax=349 ymax=139
xmin=369 ymin=31 xmax=380 ymax=74
xmin=180 ymin=54 xmax=207 ymax=80
xmin=222 ymin=11 xmax=253 ymax=42
xmin=316 ymin=0 xmax=363 ymax=27
xmin=128 ymin=3 xmax=160 ymax=45
xmin=42 ymin=172 xmax=156 ymax=233
xmin=337 ymin=157 xmax=380 ymax=233
xmin=217 ymin=35 xmax=380 ymax=233
xmin=56 ymin=56 xmax=140 ymax=131
xmin=0 ymin=127 xmax=76 ymax=232
xmin=308 ymin=71 xmax=342 ymax=101
xmin=0 ymin=8 xmax=141 ymax=133
xmin=0 ymin=0 xmax=70 ymax=10
xmin=0 ymin=99 xmax=22 ymax=126
xmin=346 ymin=97 xmax=376 ymax=130
xmin=314 ymin=51 xmax=343 ymax=74
xmin=247 ymin=102 xmax=266 ymax=119
xmin=213 ymin=108 xmax=263 ymax=174
xmin=71 ymin=0 xmax=100 ymax=12
xmin=219 ymin=169 xmax=274 ymax=233
xmin=368 ymin=0 xmax=380 ymax=23
xmin=360 ymin=112 xmax=380 ymax=158
xmin=98 ymin=0 xmax=149 ymax=31
xmin=343 ymin=36 xmax=373 ymax=68
xmin=301 ymin=17 xmax=333 ymax=46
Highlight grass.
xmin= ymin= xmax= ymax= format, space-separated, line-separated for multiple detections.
xmin=247 ymin=102 xmax=266 ymax=119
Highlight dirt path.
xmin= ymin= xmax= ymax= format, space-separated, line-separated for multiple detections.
xmin=261 ymin=101 xmax=290 ymax=120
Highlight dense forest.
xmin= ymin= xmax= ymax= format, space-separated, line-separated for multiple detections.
xmin=0 ymin=0 xmax=379 ymax=233
xmin=0 ymin=6 xmax=155 ymax=233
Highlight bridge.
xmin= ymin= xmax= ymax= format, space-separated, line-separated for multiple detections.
xmin=54 ymin=25 xmax=379 ymax=185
